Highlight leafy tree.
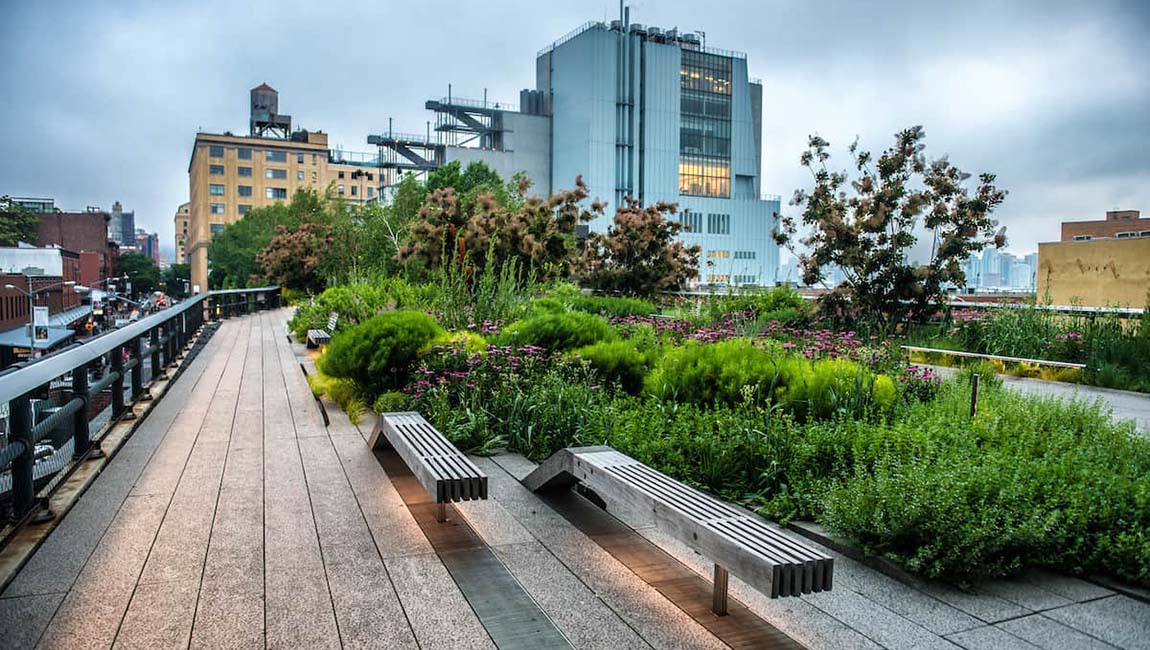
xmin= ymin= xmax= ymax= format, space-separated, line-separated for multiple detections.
xmin=0 ymin=196 xmax=39 ymax=246
xmin=208 ymin=189 xmax=325 ymax=288
xmin=576 ymin=197 xmax=701 ymax=296
xmin=117 ymin=251 xmax=161 ymax=297
xmin=162 ymin=263 xmax=191 ymax=298
xmin=774 ymin=127 xmax=1007 ymax=327
xmin=398 ymin=176 xmax=597 ymax=280
xmin=257 ymin=223 xmax=333 ymax=292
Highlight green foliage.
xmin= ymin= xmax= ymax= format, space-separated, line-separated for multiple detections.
xmin=872 ymin=374 xmax=897 ymax=412
xmin=321 ymin=311 xmax=442 ymax=395
xmin=0 ymin=196 xmax=40 ymax=247
xmin=209 ymin=188 xmax=325 ymax=287
xmin=703 ymin=285 xmax=809 ymax=324
xmin=645 ymin=339 xmax=786 ymax=408
xmin=288 ymin=279 xmax=416 ymax=341
xmin=497 ymin=311 xmax=616 ymax=351
xmin=117 ymin=251 xmax=161 ymax=296
xmin=784 ymin=357 xmax=875 ymax=421
xmin=957 ymin=361 xmax=1005 ymax=390
xmin=161 ymin=263 xmax=191 ymax=299
xmin=374 ymin=391 xmax=410 ymax=414
xmin=570 ymin=295 xmax=657 ymax=318
xmin=572 ymin=340 xmax=653 ymax=395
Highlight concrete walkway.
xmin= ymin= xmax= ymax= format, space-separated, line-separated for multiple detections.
xmin=0 ymin=309 xmax=1145 ymax=650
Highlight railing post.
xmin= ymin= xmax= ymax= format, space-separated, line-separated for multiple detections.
xmin=8 ymin=393 xmax=39 ymax=522
xmin=131 ymin=334 xmax=144 ymax=399
xmin=71 ymin=363 xmax=99 ymax=459
xmin=150 ymin=326 xmax=161 ymax=380
xmin=111 ymin=344 xmax=127 ymax=420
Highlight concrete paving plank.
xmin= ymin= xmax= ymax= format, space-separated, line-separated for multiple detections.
xmin=948 ymin=625 xmax=1043 ymax=650
xmin=384 ymin=553 xmax=496 ymax=650
xmin=1042 ymin=596 xmax=1150 ymax=650
xmin=113 ymin=579 xmax=198 ymax=649
xmin=0 ymin=593 xmax=64 ymax=650
xmin=996 ymin=614 xmax=1117 ymax=650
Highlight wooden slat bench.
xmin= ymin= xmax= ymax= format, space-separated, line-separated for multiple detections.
xmin=525 ymin=446 xmax=833 ymax=613
xmin=306 ymin=312 xmax=339 ymax=348
xmin=369 ymin=411 xmax=487 ymax=521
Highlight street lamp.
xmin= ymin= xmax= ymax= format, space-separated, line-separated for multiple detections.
xmin=4 ymin=278 xmax=77 ymax=358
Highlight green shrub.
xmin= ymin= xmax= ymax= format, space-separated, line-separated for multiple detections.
xmin=497 ymin=311 xmax=616 ymax=351
xmin=784 ymin=357 xmax=875 ymax=421
xmin=289 ymin=279 xmax=416 ymax=341
xmin=645 ymin=339 xmax=789 ymax=407
xmin=570 ymin=295 xmax=657 ymax=318
xmin=429 ymin=331 xmax=488 ymax=354
xmin=374 ymin=391 xmax=410 ymax=414
xmin=520 ymin=297 xmax=568 ymax=317
xmin=572 ymin=340 xmax=653 ymax=395
xmin=321 ymin=310 xmax=442 ymax=395
xmin=958 ymin=361 xmax=1003 ymax=390
xmin=872 ymin=374 xmax=897 ymax=413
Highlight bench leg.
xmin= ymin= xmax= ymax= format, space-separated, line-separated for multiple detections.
xmin=436 ymin=502 xmax=447 ymax=523
xmin=712 ymin=564 xmax=729 ymax=616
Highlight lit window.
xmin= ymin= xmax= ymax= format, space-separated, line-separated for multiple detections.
xmin=237 ymin=148 xmax=252 ymax=160
xmin=266 ymin=187 xmax=287 ymax=200
xmin=266 ymin=150 xmax=287 ymax=163
xmin=209 ymin=184 xmax=225 ymax=196
xmin=210 ymin=203 xmax=225 ymax=214
xmin=209 ymin=145 xmax=224 ymax=157
xmin=238 ymin=166 xmax=252 ymax=177
xmin=209 ymin=165 xmax=225 ymax=175
xmin=297 ymin=171 xmax=304 ymax=181
xmin=238 ymin=185 xmax=253 ymax=197
xmin=337 ymin=185 xmax=345 ymax=195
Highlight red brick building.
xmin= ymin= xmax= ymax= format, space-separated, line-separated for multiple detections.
xmin=35 ymin=210 xmax=117 ymax=286
xmin=1061 ymin=210 xmax=1149 ymax=241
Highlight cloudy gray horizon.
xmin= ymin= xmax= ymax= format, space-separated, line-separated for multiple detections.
xmin=1 ymin=0 xmax=1147 ymax=261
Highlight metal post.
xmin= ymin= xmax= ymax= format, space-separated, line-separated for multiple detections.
xmin=111 ymin=345 xmax=126 ymax=419
xmin=970 ymin=373 xmax=980 ymax=418
xmin=150 ymin=326 xmax=161 ymax=380
xmin=71 ymin=363 xmax=97 ymax=459
xmin=436 ymin=502 xmax=447 ymax=523
xmin=9 ymin=393 xmax=36 ymax=521
xmin=131 ymin=335 xmax=144 ymax=399
xmin=712 ymin=564 xmax=729 ymax=616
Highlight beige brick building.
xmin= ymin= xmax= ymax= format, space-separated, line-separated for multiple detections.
xmin=174 ymin=202 xmax=189 ymax=264
xmin=186 ymin=84 xmax=380 ymax=291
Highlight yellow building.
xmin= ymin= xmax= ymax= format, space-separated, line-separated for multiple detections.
xmin=186 ymin=84 xmax=381 ymax=291
xmin=174 ymin=202 xmax=189 ymax=264
xmin=1037 ymin=238 xmax=1150 ymax=308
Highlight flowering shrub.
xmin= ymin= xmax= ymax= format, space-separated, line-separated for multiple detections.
xmin=900 ymin=365 xmax=942 ymax=403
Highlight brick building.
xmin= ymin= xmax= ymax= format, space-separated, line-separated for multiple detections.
xmin=1061 ymin=210 xmax=1150 ymax=241
xmin=35 ymin=210 xmax=118 ymax=286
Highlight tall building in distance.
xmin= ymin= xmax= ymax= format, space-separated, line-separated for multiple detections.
xmin=174 ymin=202 xmax=190 ymax=264
xmin=185 ymin=83 xmax=381 ymax=291
xmin=134 ymin=228 xmax=160 ymax=265
xmin=108 ymin=201 xmax=135 ymax=246
xmin=371 ymin=16 xmax=781 ymax=286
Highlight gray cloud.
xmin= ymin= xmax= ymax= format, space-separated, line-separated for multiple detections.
xmin=1 ymin=0 xmax=1146 ymax=259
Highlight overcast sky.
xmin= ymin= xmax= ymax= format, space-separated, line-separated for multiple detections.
xmin=1 ymin=0 xmax=1146 ymax=260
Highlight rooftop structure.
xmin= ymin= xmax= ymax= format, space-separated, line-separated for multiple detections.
xmin=1062 ymin=209 xmax=1149 ymax=241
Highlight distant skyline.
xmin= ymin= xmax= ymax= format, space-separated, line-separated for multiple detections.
xmin=1 ymin=0 xmax=1146 ymax=260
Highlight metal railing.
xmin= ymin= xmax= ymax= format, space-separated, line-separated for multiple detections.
xmin=0 ymin=287 xmax=280 ymax=527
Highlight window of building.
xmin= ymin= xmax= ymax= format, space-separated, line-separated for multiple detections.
xmin=734 ymin=250 xmax=756 ymax=260
xmin=707 ymin=213 xmax=730 ymax=235
xmin=337 ymin=185 xmax=345 ymax=195
xmin=209 ymin=184 xmax=225 ymax=196
xmin=297 ymin=171 xmax=304 ymax=181
xmin=237 ymin=147 xmax=252 ymax=160
xmin=210 ymin=203 xmax=225 ymax=214
xmin=238 ymin=185 xmax=253 ymax=197
xmin=266 ymin=187 xmax=287 ymax=200
xmin=312 ymin=154 xmax=317 ymax=165
xmin=1116 ymin=231 xmax=1135 ymax=239
xmin=367 ymin=173 xmax=374 ymax=181
xmin=338 ymin=171 xmax=345 ymax=179
xmin=705 ymin=274 xmax=730 ymax=284
xmin=297 ymin=153 xmax=304 ymax=164
xmin=678 ymin=211 xmax=702 ymax=233
xmin=266 ymin=150 xmax=287 ymax=163
xmin=266 ymin=168 xmax=287 ymax=180
xmin=238 ymin=204 xmax=252 ymax=215
xmin=733 ymin=275 xmax=757 ymax=285
xmin=1073 ymin=235 xmax=1093 ymax=241
xmin=209 ymin=164 xmax=225 ymax=175
xmin=679 ymin=50 xmax=732 ymax=198
xmin=1141 ymin=231 xmax=1150 ymax=238
xmin=706 ymin=249 xmax=730 ymax=259
xmin=238 ymin=166 xmax=252 ymax=177
xmin=312 ymin=171 xmax=317 ymax=181
xmin=210 ymin=223 xmax=225 ymax=236
xmin=367 ymin=187 xmax=374 ymax=198
xmin=351 ymin=186 xmax=357 ymax=196
xmin=209 ymin=145 xmax=224 ymax=157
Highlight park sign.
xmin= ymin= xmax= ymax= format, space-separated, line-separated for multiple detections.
xmin=33 ymin=306 xmax=49 ymax=342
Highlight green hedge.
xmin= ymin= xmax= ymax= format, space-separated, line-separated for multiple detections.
xmin=497 ymin=311 xmax=616 ymax=351
xmin=321 ymin=310 xmax=442 ymax=395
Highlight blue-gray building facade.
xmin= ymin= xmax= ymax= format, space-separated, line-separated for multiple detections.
xmin=537 ymin=21 xmax=780 ymax=286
